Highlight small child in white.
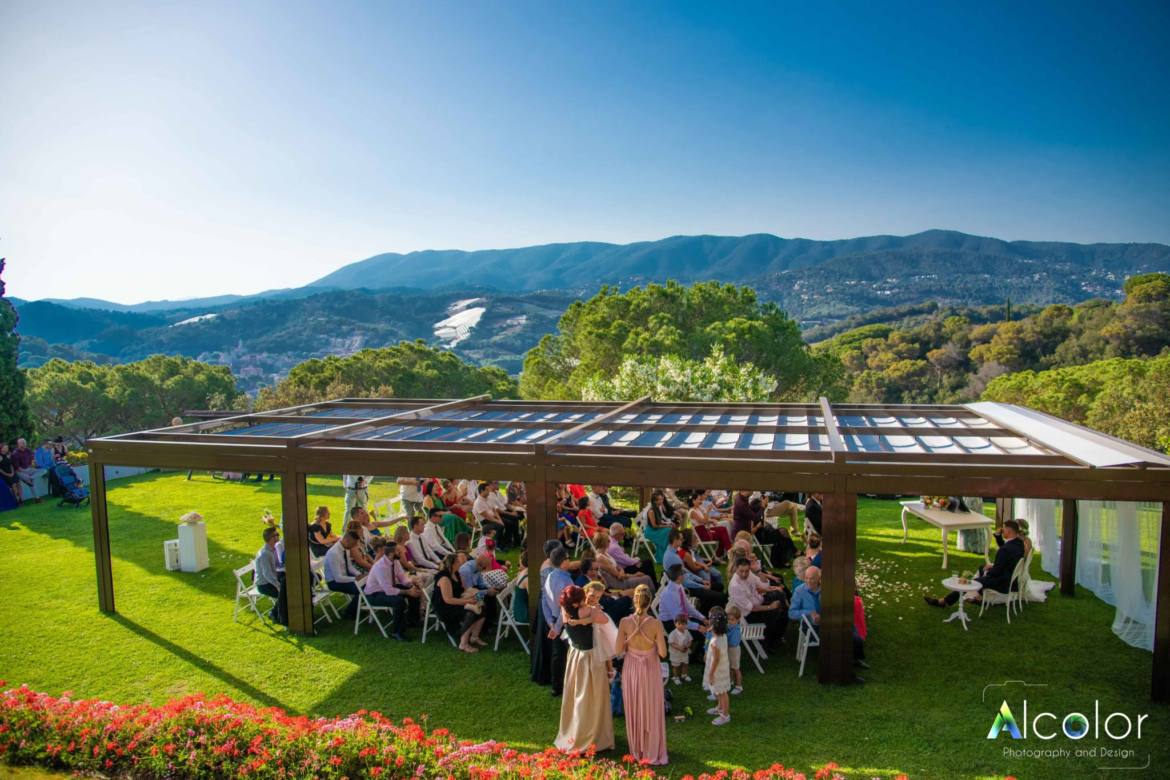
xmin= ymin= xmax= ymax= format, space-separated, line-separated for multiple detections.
xmin=704 ymin=607 xmax=731 ymax=726
xmin=726 ymin=604 xmax=744 ymax=695
xmin=668 ymin=615 xmax=693 ymax=684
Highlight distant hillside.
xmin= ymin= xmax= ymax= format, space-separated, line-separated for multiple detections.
xmin=17 ymin=288 xmax=578 ymax=394
xmin=309 ymin=230 xmax=1170 ymax=323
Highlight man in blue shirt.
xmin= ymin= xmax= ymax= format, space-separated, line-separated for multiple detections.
xmin=458 ymin=553 xmax=499 ymax=637
xmin=543 ymin=547 xmax=574 ymax=696
xmin=788 ymin=565 xmax=821 ymax=624
xmin=658 ymin=564 xmax=709 ymax=663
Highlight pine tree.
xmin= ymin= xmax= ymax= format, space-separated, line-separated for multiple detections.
xmin=0 ymin=259 xmax=34 ymax=441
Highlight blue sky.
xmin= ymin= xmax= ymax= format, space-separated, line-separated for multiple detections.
xmin=2 ymin=0 xmax=1169 ymax=303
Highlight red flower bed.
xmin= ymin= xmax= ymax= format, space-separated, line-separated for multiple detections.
xmin=0 ymin=681 xmax=856 ymax=779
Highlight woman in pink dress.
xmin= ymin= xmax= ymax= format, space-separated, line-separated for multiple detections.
xmin=615 ymin=584 xmax=668 ymax=765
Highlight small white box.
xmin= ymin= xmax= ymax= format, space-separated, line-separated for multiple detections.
xmin=164 ymin=539 xmax=181 ymax=571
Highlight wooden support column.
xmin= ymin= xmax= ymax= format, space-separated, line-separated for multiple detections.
xmin=640 ymin=486 xmax=652 ymax=510
xmin=89 ymin=460 xmax=115 ymax=614
xmin=1153 ymin=501 xmax=1170 ymax=702
xmin=525 ymin=471 xmax=553 ymax=620
xmin=995 ymin=497 xmax=1012 ymax=530
xmin=818 ymin=488 xmax=858 ymax=686
xmin=1060 ymin=498 xmax=1079 ymax=597
xmin=281 ymin=470 xmax=314 ymax=635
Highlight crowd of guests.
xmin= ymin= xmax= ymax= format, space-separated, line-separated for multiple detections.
xmin=250 ymin=478 xmax=873 ymax=759
xmin=0 ymin=437 xmax=69 ymax=507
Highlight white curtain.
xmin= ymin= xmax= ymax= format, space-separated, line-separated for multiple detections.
xmin=1012 ymin=498 xmax=1162 ymax=651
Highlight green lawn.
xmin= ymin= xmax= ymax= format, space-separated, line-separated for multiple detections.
xmin=1 ymin=472 xmax=1165 ymax=779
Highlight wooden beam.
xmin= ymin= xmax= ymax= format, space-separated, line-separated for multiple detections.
xmin=540 ymin=395 xmax=651 ymax=449
xmin=281 ymin=471 xmax=314 ymax=635
xmin=1060 ymin=499 xmax=1079 ymax=596
xmin=820 ymin=397 xmax=847 ymax=464
xmin=1153 ymin=501 xmax=1170 ymax=702
xmin=818 ymin=488 xmax=858 ymax=686
xmin=89 ymin=460 xmax=115 ymax=614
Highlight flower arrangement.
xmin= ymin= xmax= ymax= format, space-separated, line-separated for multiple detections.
xmin=180 ymin=512 xmax=204 ymax=525
xmin=64 ymin=450 xmax=89 ymax=466
xmin=0 ymin=683 xmax=862 ymax=780
xmin=261 ymin=510 xmax=276 ymax=526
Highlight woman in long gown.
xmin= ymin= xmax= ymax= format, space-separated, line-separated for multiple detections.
xmin=642 ymin=491 xmax=675 ymax=566
xmin=555 ymin=585 xmax=615 ymax=754
xmin=615 ymin=584 xmax=668 ymax=765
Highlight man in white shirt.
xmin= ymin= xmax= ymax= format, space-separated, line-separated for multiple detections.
xmin=472 ymin=482 xmax=507 ymax=546
xmin=363 ymin=538 xmax=416 ymax=640
xmin=728 ymin=556 xmax=786 ymax=652
xmin=324 ymin=532 xmax=362 ymax=619
xmin=407 ymin=516 xmax=441 ymax=570
xmin=422 ymin=507 xmax=456 ymax=559
xmin=489 ymin=480 xmax=524 ymax=549
xmin=397 ymin=477 xmax=424 ymax=519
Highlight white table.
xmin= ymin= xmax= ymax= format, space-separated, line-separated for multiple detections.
xmin=941 ymin=576 xmax=983 ymax=631
xmin=900 ymin=501 xmax=992 ymax=569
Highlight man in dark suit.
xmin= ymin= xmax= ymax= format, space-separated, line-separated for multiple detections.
xmin=924 ymin=519 xmax=1026 ymax=607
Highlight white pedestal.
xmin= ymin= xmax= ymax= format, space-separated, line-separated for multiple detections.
xmin=178 ymin=521 xmax=209 ymax=572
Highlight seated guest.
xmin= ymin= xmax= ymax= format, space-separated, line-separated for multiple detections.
xmin=488 ymin=480 xmax=524 ymax=549
xmin=344 ymin=519 xmax=376 ymax=571
xmin=592 ymin=529 xmax=654 ymax=590
xmin=34 ymin=440 xmax=56 ymax=472
xmin=729 ymin=556 xmax=786 ymax=651
xmin=254 ymin=525 xmax=287 ymax=625
xmin=589 ymin=484 xmax=634 ymax=529
xmin=364 ymin=538 xmax=413 ymax=640
xmin=393 ymin=525 xmax=433 ymax=584
xmin=664 ymin=530 xmax=726 ymax=615
xmin=473 ymin=528 xmax=509 ymax=569
xmin=0 ymin=443 xmax=18 ymax=504
xmin=806 ymin=533 xmax=823 ymax=568
xmin=788 ymin=565 xmax=822 ymax=626
xmin=607 ymin=524 xmax=656 ymax=581
xmin=681 ymin=529 xmax=724 ymax=587
xmin=791 ymin=555 xmax=811 ymax=589
xmin=422 ymin=507 xmax=457 ymax=559
xmin=11 ymin=438 xmax=39 ymax=500
xmin=308 ymin=506 xmax=339 ymax=557
xmin=657 ymin=564 xmax=709 ymax=663
xmin=472 ymin=482 xmax=508 ymax=546
xmin=643 ymin=490 xmax=676 ymax=564
xmin=453 ymin=532 xmax=472 ymax=554
xmin=50 ymin=436 xmax=68 ymax=462
xmin=925 ymin=519 xmax=1026 ymax=607
xmin=442 ymin=478 xmax=473 ymax=519
xmin=688 ymin=491 xmax=733 ymax=556
xmin=765 ymin=495 xmax=802 ymax=535
xmin=459 ymin=552 xmax=501 ymax=631
xmin=804 ymin=493 xmax=823 ymax=536
xmin=323 ymin=532 xmax=363 ymax=619
xmin=732 ymin=490 xmax=796 ymax=568
xmin=433 ymin=553 xmax=487 ymax=653
xmin=575 ymin=495 xmax=599 ymax=540
xmin=506 ymin=480 xmax=527 ymax=509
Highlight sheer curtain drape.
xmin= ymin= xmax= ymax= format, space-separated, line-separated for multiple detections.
xmin=1012 ymin=498 xmax=1161 ymax=651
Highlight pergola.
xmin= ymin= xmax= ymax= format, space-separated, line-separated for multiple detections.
xmin=88 ymin=396 xmax=1170 ymax=698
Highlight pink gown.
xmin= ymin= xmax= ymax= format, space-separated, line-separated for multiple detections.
xmin=620 ymin=615 xmax=668 ymax=765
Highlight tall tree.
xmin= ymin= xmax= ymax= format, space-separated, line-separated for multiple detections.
xmin=0 ymin=259 xmax=34 ymax=441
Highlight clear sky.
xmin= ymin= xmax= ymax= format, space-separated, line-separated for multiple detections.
xmin=2 ymin=0 xmax=1169 ymax=303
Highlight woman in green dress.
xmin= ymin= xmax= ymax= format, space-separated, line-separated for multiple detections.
xmin=424 ymin=479 xmax=469 ymax=544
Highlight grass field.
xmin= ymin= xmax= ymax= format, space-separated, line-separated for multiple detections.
xmin=1 ymin=472 xmax=1165 ymax=779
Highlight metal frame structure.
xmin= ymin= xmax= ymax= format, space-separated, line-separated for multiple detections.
xmin=87 ymin=396 xmax=1170 ymax=699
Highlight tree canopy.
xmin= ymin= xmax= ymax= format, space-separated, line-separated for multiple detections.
xmin=255 ymin=340 xmax=517 ymax=411
xmin=0 ymin=259 xmax=34 ymax=442
xmin=519 ymin=281 xmax=837 ymax=401
xmin=25 ymin=355 xmax=241 ymax=447
xmin=580 ymin=346 xmax=777 ymax=402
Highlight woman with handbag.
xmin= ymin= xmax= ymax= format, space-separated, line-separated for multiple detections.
xmin=433 ymin=553 xmax=486 ymax=653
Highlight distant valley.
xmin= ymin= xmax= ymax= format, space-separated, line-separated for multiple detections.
xmin=16 ymin=229 xmax=1170 ymax=393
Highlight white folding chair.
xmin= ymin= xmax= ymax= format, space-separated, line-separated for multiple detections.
xmin=420 ymin=586 xmax=458 ymax=647
xmin=232 ymin=562 xmax=272 ymax=622
xmin=796 ymin=614 xmax=820 ymax=677
xmin=1014 ymin=549 xmax=1035 ymax=615
xmin=739 ymin=622 xmax=767 ymax=674
xmin=493 ymin=575 xmax=531 ymax=653
xmin=979 ymin=557 xmax=1027 ymax=623
xmin=308 ymin=557 xmax=340 ymax=626
xmin=693 ymin=538 xmax=719 ymax=563
xmin=648 ymin=587 xmax=663 ymax=619
xmin=354 ymin=587 xmax=397 ymax=637
xmin=631 ymin=505 xmax=655 ymax=560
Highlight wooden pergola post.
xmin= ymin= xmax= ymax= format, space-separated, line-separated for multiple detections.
xmin=280 ymin=470 xmax=314 ymax=635
xmin=995 ymin=497 xmax=1012 ymax=530
xmin=1153 ymin=501 xmax=1170 ymax=702
xmin=818 ymin=488 xmax=858 ymax=685
xmin=1060 ymin=498 xmax=1079 ymax=596
xmin=89 ymin=460 xmax=115 ymax=614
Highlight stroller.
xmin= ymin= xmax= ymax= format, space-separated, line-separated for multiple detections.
xmin=47 ymin=462 xmax=90 ymax=508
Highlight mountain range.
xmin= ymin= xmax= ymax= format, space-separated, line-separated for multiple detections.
xmin=15 ymin=229 xmax=1170 ymax=392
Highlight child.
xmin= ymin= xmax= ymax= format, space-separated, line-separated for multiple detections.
xmin=725 ymin=605 xmax=744 ymax=695
xmin=668 ymin=615 xmax=693 ymax=685
xmin=575 ymin=582 xmax=618 ymax=679
xmin=704 ymin=607 xmax=731 ymax=726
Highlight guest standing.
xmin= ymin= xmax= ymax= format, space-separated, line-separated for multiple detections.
xmin=555 ymin=586 xmax=615 ymax=754
xmin=615 ymin=584 xmax=668 ymax=765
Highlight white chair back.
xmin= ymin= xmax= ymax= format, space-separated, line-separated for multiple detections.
xmin=796 ymin=614 xmax=820 ymax=677
xmin=493 ymin=574 xmax=531 ymax=654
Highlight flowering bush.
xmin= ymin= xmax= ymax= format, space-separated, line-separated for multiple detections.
xmin=0 ymin=682 xmax=851 ymax=779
